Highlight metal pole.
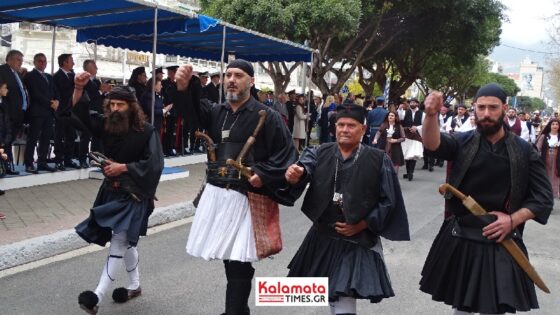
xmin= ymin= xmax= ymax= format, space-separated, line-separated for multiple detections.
xmin=151 ymin=6 xmax=158 ymax=125
xmin=219 ymin=25 xmax=226 ymax=104
xmin=50 ymin=26 xmax=57 ymax=74
xmin=93 ymin=40 xmax=97 ymax=62
xmin=122 ymin=49 xmax=127 ymax=84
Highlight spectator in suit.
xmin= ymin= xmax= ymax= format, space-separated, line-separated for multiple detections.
xmin=82 ymin=60 xmax=111 ymax=166
xmin=204 ymin=72 xmax=223 ymax=104
xmin=0 ymin=50 xmax=28 ymax=175
xmin=140 ymin=78 xmax=172 ymax=136
xmin=53 ymin=53 xmax=79 ymax=170
xmin=23 ymin=53 xmax=59 ymax=173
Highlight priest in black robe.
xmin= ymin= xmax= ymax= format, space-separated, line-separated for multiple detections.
xmin=420 ymin=84 xmax=553 ymax=314
xmin=70 ymin=74 xmax=164 ymax=315
xmin=285 ymin=104 xmax=410 ymax=314
xmin=174 ymin=60 xmax=297 ymax=315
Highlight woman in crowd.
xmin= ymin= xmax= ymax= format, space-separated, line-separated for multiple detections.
xmin=293 ymin=95 xmax=309 ymax=150
xmin=140 ymin=78 xmax=172 ymax=137
xmin=536 ymin=118 xmax=560 ymax=198
xmin=319 ymin=95 xmax=336 ymax=143
xmin=373 ymin=111 xmax=405 ymax=172
xmin=128 ymin=67 xmax=148 ymax=101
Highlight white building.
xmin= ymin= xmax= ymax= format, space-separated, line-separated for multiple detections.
xmin=516 ymin=57 xmax=544 ymax=99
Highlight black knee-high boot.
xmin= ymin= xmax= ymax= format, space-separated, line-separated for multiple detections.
xmin=407 ymin=160 xmax=416 ymax=180
xmin=224 ymin=260 xmax=255 ymax=315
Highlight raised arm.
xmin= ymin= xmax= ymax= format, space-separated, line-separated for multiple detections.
xmin=422 ymin=92 xmax=444 ymax=151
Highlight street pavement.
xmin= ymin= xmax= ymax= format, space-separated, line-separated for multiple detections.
xmin=1 ymin=164 xmax=559 ymax=314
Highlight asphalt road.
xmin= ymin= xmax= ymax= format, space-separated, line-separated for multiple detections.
xmin=1 ymin=165 xmax=559 ymax=315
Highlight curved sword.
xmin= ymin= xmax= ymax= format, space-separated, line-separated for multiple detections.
xmin=439 ymin=183 xmax=550 ymax=293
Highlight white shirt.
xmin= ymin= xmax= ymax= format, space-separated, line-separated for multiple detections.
xmin=520 ymin=121 xmax=536 ymax=143
xmin=548 ymin=134 xmax=559 ymax=147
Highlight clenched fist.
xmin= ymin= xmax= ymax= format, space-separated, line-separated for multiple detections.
xmin=424 ymin=92 xmax=444 ymax=117
xmin=285 ymin=164 xmax=305 ymax=185
xmin=74 ymin=72 xmax=91 ymax=90
xmin=175 ymin=64 xmax=194 ymax=91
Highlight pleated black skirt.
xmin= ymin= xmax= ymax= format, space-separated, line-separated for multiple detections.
xmin=288 ymin=226 xmax=394 ymax=303
xmin=75 ymin=188 xmax=152 ymax=247
xmin=419 ymin=218 xmax=539 ymax=314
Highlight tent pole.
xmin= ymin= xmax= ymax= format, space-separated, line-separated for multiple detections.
xmin=305 ymin=52 xmax=314 ymax=147
xmin=219 ymin=25 xmax=226 ymax=104
xmin=50 ymin=26 xmax=57 ymax=74
xmin=93 ymin=40 xmax=97 ymax=62
xmin=151 ymin=6 xmax=158 ymax=125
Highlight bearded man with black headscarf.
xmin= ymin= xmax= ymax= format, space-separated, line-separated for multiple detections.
xmin=70 ymin=72 xmax=164 ymax=314
xmin=419 ymin=84 xmax=553 ymax=314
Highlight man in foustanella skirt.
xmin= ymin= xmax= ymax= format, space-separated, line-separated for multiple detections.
xmin=420 ymin=84 xmax=553 ymax=314
xmin=174 ymin=60 xmax=297 ymax=315
xmin=285 ymin=104 xmax=410 ymax=315
xmin=70 ymin=74 xmax=164 ymax=314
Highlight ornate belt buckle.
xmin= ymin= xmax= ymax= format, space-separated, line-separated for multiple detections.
xmin=218 ymin=167 xmax=228 ymax=177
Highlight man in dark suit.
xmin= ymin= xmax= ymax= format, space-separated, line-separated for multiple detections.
xmin=0 ymin=50 xmax=28 ymax=175
xmin=81 ymin=59 xmax=110 ymax=166
xmin=203 ymin=72 xmax=223 ymax=104
xmin=161 ymin=65 xmax=178 ymax=156
xmin=23 ymin=53 xmax=59 ymax=173
xmin=53 ymin=53 xmax=79 ymax=170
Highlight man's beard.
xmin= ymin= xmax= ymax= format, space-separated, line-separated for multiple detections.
xmin=105 ymin=110 xmax=130 ymax=135
xmin=226 ymin=86 xmax=248 ymax=102
xmin=476 ymin=112 xmax=505 ymax=136
xmin=410 ymin=105 xmax=417 ymax=109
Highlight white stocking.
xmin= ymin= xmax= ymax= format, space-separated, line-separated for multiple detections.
xmin=329 ymin=297 xmax=357 ymax=315
xmin=94 ymin=232 xmax=128 ymax=303
xmin=124 ymin=245 xmax=140 ymax=290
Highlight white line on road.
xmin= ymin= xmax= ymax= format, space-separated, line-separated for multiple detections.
xmin=0 ymin=217 xmax=194 ymax=279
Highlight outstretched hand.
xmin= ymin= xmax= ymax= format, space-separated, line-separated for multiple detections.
xmin=74 ymin=72 xmax=91 ymax=90
xmin=285 ymin=164 xmax=305 ymax=185
xmin=175 ymin=64 xmax=194 ymax=91
xmin=424 ymin=91 xmax=444 ymax=116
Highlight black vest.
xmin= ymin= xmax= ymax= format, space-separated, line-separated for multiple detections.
xmin=403 ymin=109 xmax=423 ymax=127
xmin=301 ymin=143 xmax=384 ymax=224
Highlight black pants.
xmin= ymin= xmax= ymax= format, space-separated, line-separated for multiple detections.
xmin=54 ymin=117 xmax=76 ymax=163
xmin=423 ymin=150 xmax=434 ymax=168
xmin=405 ymin=159 xmax=416 ymax=176
xmin=223 ymin=260 xmax=254 ymax=315
xmin=78 ymin=129 xmax=91 ymax=163
xmin=4 ymin=121 xmax=23 ymax=166
xmin=24 ymin=115 xmax=54 ymax=166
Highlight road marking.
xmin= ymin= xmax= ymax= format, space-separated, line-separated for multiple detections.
xmin=0 ymin=217 xmax=194 ymax=279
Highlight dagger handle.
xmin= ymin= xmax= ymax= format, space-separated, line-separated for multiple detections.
xmin=439 ymin=183 xmax=467 ymax=200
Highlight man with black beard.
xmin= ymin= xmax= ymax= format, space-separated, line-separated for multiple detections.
xmin=420 ymin=84 xmax=553 ymax=315
xmin=70 ymin=73 xmax=164 ymax=315
xmin=175 ymin=59 xmax=297 ymax=315
xmin=504 ymin=108 xmax=522 ymax=136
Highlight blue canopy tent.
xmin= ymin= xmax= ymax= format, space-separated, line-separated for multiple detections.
xmin=0 ymin=0 xmax=314 ymax=122
xmin=0 ymin=0 xmax=312 ymax=62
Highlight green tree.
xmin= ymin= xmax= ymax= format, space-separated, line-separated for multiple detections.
xmin=480 ymin=73 xmax=520 ymax=96
xmin=514 ymin=96 xmax=546 ymax=113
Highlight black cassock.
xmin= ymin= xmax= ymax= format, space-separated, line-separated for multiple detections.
xmin=73 ymin=93 xmax=164 ymax=246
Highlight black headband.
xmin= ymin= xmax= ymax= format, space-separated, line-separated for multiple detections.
xmin=107 ymin=86 xmax=137 ymax=103
xmin=226 ymin=59 xmax=254 ymax=77
xmin=474 ymin=83 xmax=507 ymax=104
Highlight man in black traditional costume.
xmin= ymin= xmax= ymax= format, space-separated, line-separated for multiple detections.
xmin=285 ymin=104 xmax=410 ymax=315
xmin=420 ymin=84 xmax=553 ymax=314
xmin=70 ymin=72 xmax=164 ymax=314
xmin=174 ymin=59 xmax=297 ymax=315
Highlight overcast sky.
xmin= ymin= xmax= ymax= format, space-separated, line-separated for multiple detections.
xmin=490 ymin=0 xmax=558 ymax=73
xmin=499 ymin=0 xmax=556 ymax=45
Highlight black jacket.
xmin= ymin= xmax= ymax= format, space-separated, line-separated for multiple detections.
xmin=53 ymin=69 xmax=75 ymax=114
xmin=0 ymin=64 xmax=27 ymax=125
xmin=24 ymin=69 xmax=59 ymax=118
